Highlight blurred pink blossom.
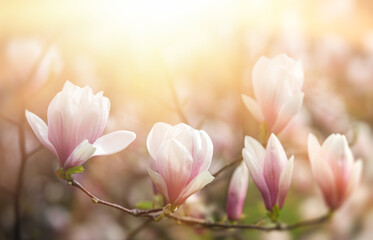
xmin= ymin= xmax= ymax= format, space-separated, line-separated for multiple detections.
xmin=6 ymin=38 xmax=63 ymax=94
xmin=147 ymin=122 xmax=214 ymax=207
xmin=243 ymin=134 xmax=294 ymax=211
xmin=226 ymin=161 xmax=249 ymax=221
xmin=242 ymin=54 xmax=304 ymax=134
xmin=25 ymin=81 xmax=136 ymax=170
xmin=308 ymin=133 xmax=362 ymax=210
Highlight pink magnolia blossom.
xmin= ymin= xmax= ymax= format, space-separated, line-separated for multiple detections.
xmin=226 ymin=162 xmax=249 ymax=221
xmin=25 ymin=81 xmax=136 ymax=170
xmin=242 ymin=54 xmax=304 ymax=134
xmin=308 ymin=133 xmax=362 ymax=210
xmin=147 ymin=122 xmax=214 ymax=207
xmin=243 ymin=134 xmax=294 ymax=211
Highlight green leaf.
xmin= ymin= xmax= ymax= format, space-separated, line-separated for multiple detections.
xmin=267 ymin=204 xmax=280 ymax=222
xmin=135 ymin=201 xmax=153 ymax=210
xmin=64 ymin=166 xmax=84 ymax=180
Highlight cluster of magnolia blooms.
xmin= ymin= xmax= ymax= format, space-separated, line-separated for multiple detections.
xmin=26 ymin=54 xmax=362 ymax=223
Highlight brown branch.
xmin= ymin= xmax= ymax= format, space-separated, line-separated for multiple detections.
xmin=69 ymin=179 xmax=332 ymax=233
xmin=213 ymin=158 xmax=242 ymax=177
xmin=69 ymin=179 xmax=162 ymax=219
xmin=165 ymin=212 xmax=332 ymax=231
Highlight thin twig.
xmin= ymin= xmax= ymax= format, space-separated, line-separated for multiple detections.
xmin=69 ymin=179 xmax=332 ymax=232
xmin=125 ymin=219 xmax=152 ymax=240
xmin=213 ymin=158 xmax=242 ymax=177
xmin=70 ymin=179 xmax=162 ymax=219
xmin=165 ymin=212 xmax=331 ymax=231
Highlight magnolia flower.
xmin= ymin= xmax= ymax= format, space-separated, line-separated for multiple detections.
xmin=226 ymin=162 xmax=249 ymax=221
xmin=242 ymin=54 xmax=304 ymax=134
xmin=308 ymin=133 xmax=362 ymax=210
xmin=147 ymin=122 xmax=214 ymax=207
xmin=243 ymin=134 xmax=294 ymax=211
xmin=26 ymin=81 xmax=136 ymax=171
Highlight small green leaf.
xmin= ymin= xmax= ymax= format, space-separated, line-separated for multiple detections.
xmin=267 ymin=204 xmax=280 ymax=222
xmin=64 ymin=166 xmax=84 ymax=180
xmin=135 ymin=201 xmax=153 ymax=209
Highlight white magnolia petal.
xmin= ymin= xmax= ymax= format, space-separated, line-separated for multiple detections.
xmin=266 ymin=134 xmax=288 ymax=169
xmin=252 ymin=56 xmax=272 ymax=102
xmin=63 ymin=140 xmax=96 ymax=169
xmin=92 ymin=131 xmax=136 ymax=156
xmin=277 ymin=156 xmax=294 ymax=208
xmin=241 ymin=95 xmax=264 ymax=123
xmin=308 ymin=133 xmax=321 ymax=163
xmin=244 ymin=136 xmax=265 ymax=167
xmin=168 ymin=139 xmax=193 ymax=174
xmin=243 ymin=148 xmax=272 ymax=209
xmin=147 ymin=122 xmax=172 ymax=159
xmin=25 ymin=110 xmax=57 ymax=156
xmin=191 ymin=130 xmax=213 ymax=174
xmin=263 ymin=134 xmax=288 ymax=207
xmin=309 ymin=142 xmax=338 ymax=208
xmin=346 ymin=160 xmax=362 ymax=196
xmin=174 ymin=171 xmax=214 ymax=206
xmin=272 ymin=93 xmax=304 ymax=133
xmin=147 ymin=168 xmax=170 ymax=203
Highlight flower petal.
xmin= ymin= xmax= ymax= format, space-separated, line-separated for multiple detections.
xmin=272 ymin=93 xmax=304 ymax=134
xmin=92 ymin=130 xmax=136 ymax=156
xmin=147 ymin=122 xmax=172 ymax=160
xmin=244 ymin=136 xmax=265 ymax=165
xmin=308 ymin=135 xmax=338 ymax=209
xmin=160 ymin=139 xmax=193 ymax=203
xmin=25 ymin=110 xmax=57 ymax=156
xmin=226 ymin=162 xmax=249 ymax=220
xmin=189 ymin=130 xmax=213 ymax=179
xmin=277 ymin=156 xmax=294 ymax=208
xmin=174 ymin=171 xmax=214 ymax=206
xmin=263 ymin=134 xmax=288 ymax=208
xmin=307 ymin=133 xmax=321 ymax=163
xmin=147 ymin=167 xmax=170 ymax=203
xmin=241 ymin=95 xmax=264 ymax=123
xmin=63 ymin=140 xmax=96 ymax=169
xmin=243 ymin=148 xmax=272 ymax=210
xmin=346 ymin=160 xmax=362 ymax=197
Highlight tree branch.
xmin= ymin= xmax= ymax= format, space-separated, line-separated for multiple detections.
xmin=165 ymin=212 xmax=332 ymax=231
xmin=69 ymin=179 xmax=332 ymax=233
xmin=69 ymin=179 xmax=162 ymax=219
xmin=213 ymin=158 xmax=242 ymax=177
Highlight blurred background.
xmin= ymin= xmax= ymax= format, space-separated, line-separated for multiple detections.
xmin=1 ymin=0 xmax=373 ymax=239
